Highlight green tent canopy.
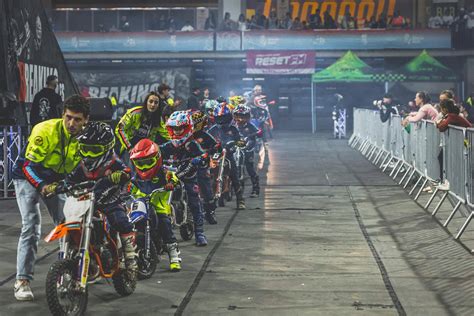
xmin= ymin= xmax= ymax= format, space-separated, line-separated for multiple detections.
xmin=312 ymin=51 xmax=378 ymax=83
xmin=398 ymin=50 xmax=458 ymax=81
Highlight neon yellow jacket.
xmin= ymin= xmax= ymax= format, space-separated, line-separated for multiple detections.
xmin=23 ymin=119 xmax=81 ymax=188
xmin=129 ymin=170 xmax=178 ymax=216
xmin=115 ymin=106 xmax=170 ymax=152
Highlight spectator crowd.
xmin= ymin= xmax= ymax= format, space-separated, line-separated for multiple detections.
xmin=210 ymin=9 xmax=411 ymax=31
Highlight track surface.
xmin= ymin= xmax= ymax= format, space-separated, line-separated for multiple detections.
xmin=1 ymin=132 xmax=473 ymax=315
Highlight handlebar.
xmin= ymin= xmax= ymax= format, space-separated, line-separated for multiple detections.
xmin=55 ymin=180 xmax=96 ymax=198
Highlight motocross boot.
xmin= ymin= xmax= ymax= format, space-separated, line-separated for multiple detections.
xmin=236 ymin=190 xmax=246 ymax=210
xmin=120 ymin=232 xmax=138 ymax=271
xmin=166 ymin=242 xmax=182 ymax=272
xmin=194 ymin=224 xmax=208 ymax=247
xmin=250 ymin=176 xmax=260 ymax=198
xmin=204 ymin=200 xmax=218 ymax=225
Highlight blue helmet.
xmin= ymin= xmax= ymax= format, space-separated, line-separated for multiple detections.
xmin=213 ymin=103 xmax=233 ymax=125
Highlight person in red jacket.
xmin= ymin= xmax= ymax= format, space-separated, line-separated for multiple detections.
xmin=434 ymin=98 xmax=471 ymax=191
xmin=436 ymin=98 xmax=472 ymax=132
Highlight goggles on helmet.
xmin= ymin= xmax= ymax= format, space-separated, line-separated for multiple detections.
xmin=78 ymin=142 xmax=113 ymax=158
xmin=132 ymin=156 xmax=158 ymax=171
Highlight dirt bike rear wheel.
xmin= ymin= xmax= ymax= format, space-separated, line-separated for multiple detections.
xmin=46 ymin=259 xmax=88 ymax=316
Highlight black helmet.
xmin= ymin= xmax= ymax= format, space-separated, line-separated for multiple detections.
xmin=77 ymin=122 xmax=115 ymax=171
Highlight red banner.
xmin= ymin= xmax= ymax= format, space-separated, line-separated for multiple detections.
xmin=246 ymin=50 xmax=315 ymax=75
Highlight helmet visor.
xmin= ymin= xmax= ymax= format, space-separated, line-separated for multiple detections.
xmin=79 ymin=143 xmax=112 ymax=158
xmin=132 ymin=156 xmax=158 ymax=171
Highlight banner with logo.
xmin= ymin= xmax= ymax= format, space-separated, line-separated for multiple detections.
xmin=71 ymin=67 xmax=191 ymax=106
xmin=1 ymin=0 xmax=78 ymax=124
xmin=246 ymin=0 xmax=414 ymax=23
xmin=247 ymin=50 xmax=315 ymax=74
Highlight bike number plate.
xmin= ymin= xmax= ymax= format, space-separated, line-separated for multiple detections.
xmin=64 ymin=196 xmax=91 ymax=222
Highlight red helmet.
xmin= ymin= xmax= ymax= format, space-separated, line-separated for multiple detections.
xmin=129 ymin=139 xmax=163 ymax=180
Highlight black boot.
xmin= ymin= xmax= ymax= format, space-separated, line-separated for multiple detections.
xmin=250 ymin=176 xmax=260 ymax=198
xmin=205 ymin=210 xmax=217 ymax=225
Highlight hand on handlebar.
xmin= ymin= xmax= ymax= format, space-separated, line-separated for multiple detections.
xmin=41 ymin=182 xmax=59 ymax=198
xmin=236 ymin=140 xmax=247 ymax=147
xmin=108 ymin=170 xmax=131 ymax=185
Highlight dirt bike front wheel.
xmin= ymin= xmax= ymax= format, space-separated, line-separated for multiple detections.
xmin=180 ymin=222 xmax=194 ymax=241
xmin=112 ymin=264 xmax=137 ymax=296
xmin=46 ymin=258 xmax=88 ymax=316
xmin=136 ymin=234 xmax=159 ymax=280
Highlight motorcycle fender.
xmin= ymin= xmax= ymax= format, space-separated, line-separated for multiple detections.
xmin=44 ymin=222 xmax=82 ymax=243
xmin=79 ymin=248 xmax=90 ymax=288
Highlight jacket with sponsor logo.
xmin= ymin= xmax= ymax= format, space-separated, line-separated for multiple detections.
xmin=115 ymin=106 xmax=169 ymax=153
xmin=13 ymin=119 xmax=81 ymax=189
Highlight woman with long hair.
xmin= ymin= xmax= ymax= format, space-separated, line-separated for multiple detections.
xmin=115 ymin=91 xmax=170 ymax=155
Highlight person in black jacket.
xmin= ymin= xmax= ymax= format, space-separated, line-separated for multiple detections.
xmin=187 ymin=87 xmax=201 ymax=111
xmin=376 ymin=94 xmax=398 ymax=123
xmin=29 ymin=75 xmax=62 ymax=127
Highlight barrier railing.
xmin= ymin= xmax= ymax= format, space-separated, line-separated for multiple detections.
xmin=0 ymin=126 xmax=23 ymax=199
xmin=349 ymin=108 xmax=474 ymax=243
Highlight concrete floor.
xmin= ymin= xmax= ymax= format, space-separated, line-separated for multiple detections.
xmin=0 ymin=132 xmax=474 ymax=315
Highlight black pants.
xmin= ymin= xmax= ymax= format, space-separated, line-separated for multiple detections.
xmin=438 ymin=148 xmax=443 ymax=181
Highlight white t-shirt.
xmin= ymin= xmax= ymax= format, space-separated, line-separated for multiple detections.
xmin=181 ymin=25 xmax=194 ymax=31
xmin=428 ymin=16 xmax=442 ymax=28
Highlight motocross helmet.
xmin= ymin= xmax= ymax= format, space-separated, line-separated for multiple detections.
xmin=191 ymin=110 xmax=208 ymax=132
xmin=253 ymin=95 xmax=267 ymax=109
xmin=76 ymin=122 xmax=115 ymax=172
xmin=204 ymin=99 xmax=219 ymax=117
xmin=166 ymin=110 xmax=194 ymax=147
xmin=129 ymin=138 xmax=163 ymax=180
xmin=229 ymin=95 xmax=246 ymax=109
xmin=232 ymin=104 xmax=251 ymax=126
xmin=213 ymin=103 xmax=233 ymax=126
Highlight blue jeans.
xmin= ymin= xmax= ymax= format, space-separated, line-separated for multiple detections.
xmin=183 ymin=177 xmax=204 ymax=236
xmin=14 ymin=179 xmax=65 ymax=281
xmin=197 ymin=167 xmax=216 ymax=213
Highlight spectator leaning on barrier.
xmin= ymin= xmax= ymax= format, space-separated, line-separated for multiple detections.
xmin=309 ymin=9 xmax=322 ymax=29
xmin=220 ymin=12 xmax=237 ymax=31
xmin=12 ymin=95 xmax=90 ymax=301
xmin=428 ymin=13 xmax=443 ymax=28
xmin=205 ymin=13 xmax=216 ymax=31
xmin=280 ymin=12 xmax=292 ymax=29
xmin=434 ymin=98 xmax=472 ymax=191
xmin=402 ymin=91 xmax=438 ymax=127
xmin=323 ymin=10 xmax=337 ymax=29
xmin=290 ymin=17 xmax=303 ymax=30
xmin=238 ymin=14 xmax=248 ymax=31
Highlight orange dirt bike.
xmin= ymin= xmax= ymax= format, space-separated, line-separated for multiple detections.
xmin=44 ymin=180 xmax=137 ymax=316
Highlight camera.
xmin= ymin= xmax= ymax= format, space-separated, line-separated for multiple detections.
xmin=373 ymin=100 xmax=383 ymax=108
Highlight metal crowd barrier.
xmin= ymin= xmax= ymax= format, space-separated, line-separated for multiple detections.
xmin=349 ymin=108 xmax=474 ymax=243
xmin=0 ymin=126 xmax=23 ymax=199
